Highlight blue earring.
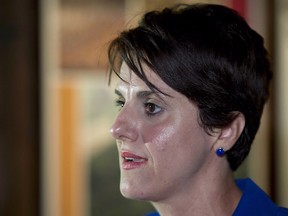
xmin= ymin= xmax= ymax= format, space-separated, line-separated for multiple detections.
xmin=216 ymin=147 xmax=225 ymax=157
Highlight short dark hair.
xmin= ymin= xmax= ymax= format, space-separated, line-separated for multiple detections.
xmin=108 ymin=3 xmax=272 ymax=170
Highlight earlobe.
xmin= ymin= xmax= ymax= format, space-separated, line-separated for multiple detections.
xmin=215 ymin=112 xmax=245 ymax=152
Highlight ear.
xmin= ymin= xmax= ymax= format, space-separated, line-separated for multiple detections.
xmin=214 ymin=112 xmax=245 ymax=152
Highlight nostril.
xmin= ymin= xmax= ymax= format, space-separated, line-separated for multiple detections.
xmin=109 ymin=126 xmax=119 ymax=139
xmin=110 ymin=123 xmax=138 ymax=141
xmin=109 ymin=109 xmax=138 ymax=141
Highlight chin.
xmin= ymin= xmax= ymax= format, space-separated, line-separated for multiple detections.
xmin=120 ymin=183 xmax=150 ymax=201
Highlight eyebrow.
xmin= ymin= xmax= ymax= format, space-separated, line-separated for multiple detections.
xmin=114 ymin=89 xmax=123 ymax=97
xmin=114 ymin=89 xmax=163 ymax=100
xmin=137 ymin=90 xmax=157 ymax=98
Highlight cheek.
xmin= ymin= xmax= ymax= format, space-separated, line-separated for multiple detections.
xmin=142 ymin=121 xmax=210 ymax=185
xmin=143 ymin=119 xmax=209 ymax=163
xmin=143 ymin=123 xmax=177 ymax=150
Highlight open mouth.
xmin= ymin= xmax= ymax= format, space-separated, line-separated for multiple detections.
xmin=124 ymin=157 xmax=146 ymax=163
xmin=120 ymin=151 xmax=148 ymax=169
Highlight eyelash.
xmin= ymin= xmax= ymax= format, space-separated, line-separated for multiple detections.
xmin=115 ymin=99 xmax=125 ymax=110
xmin=114 ymin=99 xmax=163 ymax=117
xmin=144 ymin=102 xmax=163 ymax=117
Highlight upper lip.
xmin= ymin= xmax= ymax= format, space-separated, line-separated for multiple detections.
xmin=121 ymin=151 xmax=147 ymax=160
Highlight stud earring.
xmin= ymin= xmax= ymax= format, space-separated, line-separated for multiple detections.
xmin=216 ymin=147 xmax=225 ymax=157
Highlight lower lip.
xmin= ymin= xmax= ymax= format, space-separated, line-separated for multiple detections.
xmin=121 ymin=160 xmax=147 ymax=170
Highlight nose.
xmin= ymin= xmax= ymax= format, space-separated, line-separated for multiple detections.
xmin=110 ymin=108 xmax=138 ymax=142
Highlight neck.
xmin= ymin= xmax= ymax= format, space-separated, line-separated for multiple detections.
xmin=151 ymin=161 xmax=242 ymax=216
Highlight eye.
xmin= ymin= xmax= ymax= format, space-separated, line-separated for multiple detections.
xmin=144 ymin=102 xmax=162 ymax=116
xmin=115 ymin=98 xmax=125 ymax=110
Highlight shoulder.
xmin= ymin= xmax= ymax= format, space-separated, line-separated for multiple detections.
xmin=277 ymin=207 xmax=288 ymax=215
xmin=145 ymin=212 xmax=160 ymax=216
xmin=234 ymin=178 xmax=288 ymax=216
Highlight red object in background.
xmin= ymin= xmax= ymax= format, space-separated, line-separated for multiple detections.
xmin=231 ymin=0 xmax=247 ymax=19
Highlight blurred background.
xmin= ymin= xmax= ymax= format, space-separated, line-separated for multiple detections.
xmin=0 ymin=0 xmax=288 ymax=215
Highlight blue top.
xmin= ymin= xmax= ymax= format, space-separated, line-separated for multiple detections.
xmin=146 ymin=178 xmax=288 ymax=216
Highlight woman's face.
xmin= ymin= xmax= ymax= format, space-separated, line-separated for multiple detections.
xmin=110 ymin=63 xmax=218 ymax=202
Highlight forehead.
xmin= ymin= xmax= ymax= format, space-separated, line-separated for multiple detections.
xmin=118 ymin=62 xmax=169 ymax=92
xmin=116 ymin=62 xmax=200 ymax=113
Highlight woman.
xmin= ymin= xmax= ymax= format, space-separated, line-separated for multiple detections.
xmin=108 ymin=3 xmax=288 ymax=216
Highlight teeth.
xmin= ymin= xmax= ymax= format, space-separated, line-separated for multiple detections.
xmin=125 ymin=157 xmax=145 ymax=162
